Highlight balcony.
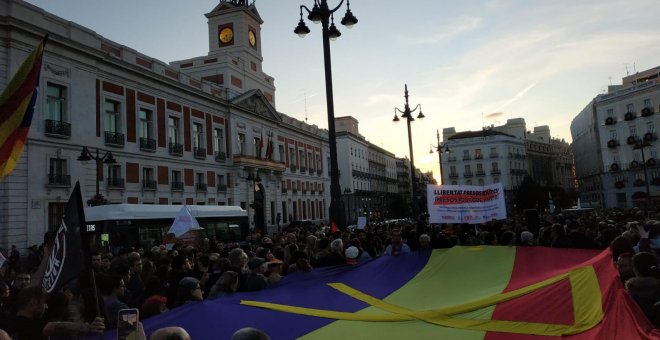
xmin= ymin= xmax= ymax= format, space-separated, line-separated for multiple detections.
xmin=317 ymin=169 xmax=323 ymax=176
xmin=463 ymin=171 xmax=474 ymax=178
xmin=215 ymin=152 xmax=227 ymax=162
xmin=139 ymin=138 xmax=156 ymax=152
xmin=309 ymin=168 xmax=314 ymax=175
xmin=194 ymin=147 xmax=206 ymax=160
xmin=476 ymin=170 xmax=486 ymax=177
xmin=624 ymin=112 xmax=636 ymax=121
xmin=490 ymin=169 xmax=501 ymax=175
xmin=104 ymin=131 xmax=125 ymax=147
xmin=48 ymin=173 xmax=70 ymax=187
xmin=107 ymin=177 xmax=125 ymax=188
xmin=644 ymin=132 xmax=657 ymax=142
xmin=648 ymin=158 xmax=657 ymax=167
xmin=300 ymin=166 xmax=307 ymax=173
xmin=634 ymin=179 xmax=646 ymax=187
xmin=44 ymin=120 xmax=71 ymax=138
xmin=615 ymin=181 xmax=625 ymax=189
xmin=449 ymin=172 xmax=459 ymax=179
xmin=196 ymin=183 xmax=207 ymax=192
xmin=604 ymin=117 xmax=617 ymax=125
xmin=169 ymin=143 xmax=183 ymax=156
xmin=142 ymin=179 xmax=157 ymax=190
xmin=290 ymin=164 xmax=297 ymax=172
xmin=292 ymin=187 xmax=298 ymax=194
xmin=610 ymin=163 xmax=620 ymax=172
xmin=475 ymin=154 xmax=483 ymax=160
xmin=232 ymin=154 xmax=286 ymax=171
xmin=448 ymin=156 xmax=457 ymax=162
xmin=281 ymin=187 xmax=287 ymax=194
xmin=217 ymin=184 xmax=228 ymax=192
xmin=463 ymin=156 xmax=471 ymax=161
xmin=626 ymin=136 xmax=638 ymax=145
xmin=607 ymin=139 xmax=619 ymax=148
xmin=302 ymin=189 xmax=307 ymax=195
xmin=630 ymin=160 xmax=641 ymax=169
xmin=489 ymin=153 xmax=499 ymax=158
xmin=641 ymin=107 xmax=655 ymax=117
xmin=171 ymin=181 xmax=184 ymax=191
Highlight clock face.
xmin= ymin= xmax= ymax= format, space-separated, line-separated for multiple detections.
xmin=248 ymin=30 xmax=257 ymax=47
xmin=219 ymin=27 xmax=234 ymax=44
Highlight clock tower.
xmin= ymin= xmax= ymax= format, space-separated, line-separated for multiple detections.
xmin=171 ymin=0 xmax=276 ymax=105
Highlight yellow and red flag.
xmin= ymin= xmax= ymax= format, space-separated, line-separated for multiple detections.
xmin=0 ymin=36 xmax=47 ymax=181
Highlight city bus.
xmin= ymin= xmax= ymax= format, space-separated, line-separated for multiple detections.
xmin=84 ymin=204 xmax=248 ymax=251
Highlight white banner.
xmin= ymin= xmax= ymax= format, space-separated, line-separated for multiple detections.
xmin=427 ymin=183 xmax=507 ymax=224
xmin=168 ymin=205 xmax=203 ymax=237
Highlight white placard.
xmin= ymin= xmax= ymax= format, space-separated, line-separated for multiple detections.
xmin=427 ymin=183 xmax=507 ymax=224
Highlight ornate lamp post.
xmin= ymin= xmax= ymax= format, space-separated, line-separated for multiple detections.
xmin=392 ymin=84 xmax=425 ymax=220
xmin=77 ymin=146 xmax=117 ymax=205
xmin=429 ymin=129 xmax=450 ymax=185
xmin=246 ymin=171 xmax=262 ymax=230
xmin=294 ymin=0 xmax=358 ymax=228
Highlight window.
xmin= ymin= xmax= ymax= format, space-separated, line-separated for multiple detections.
xmin=450 ymin=165 xmax=456 ymax=174
xmin=48 ymin=202 xmax=66 ymax=232
xmin=193 ymin=122 xmax=204 ymax=149
xmin=108 ymin=164 xmax=123 ymax=188
xmin=213 ymin=128 xmax=224 ymax=155
xmin=308 ymin=152 xmax=313 ymax=169
xmin=476 ymin=163 xmax=483 ymax=172
xmin=648 ymin=121 xmax=655 ymax=133
xmin=47 ymin=83 xmax=66 ymax=121
xmin=253 ymin=136 xmax=261 ymax=157
xmin=492 ymin=162 xmax=499 ymax=171
xmin=196 ymin=172 xmax=206 ymax=191
xmin=475 ymin=149 xmax=482 ymax=159
xmin=104 ymin=99 xmax=121 ymax=133
xmin=610 ymin=130 xmax=617 ymax=139
xmin=289 ymin=147 xmax=296 ymax=165
xmin=49 ymin=157 xmax=68 ymax=185
xmin=627 ymin=103 xmax=635 ymax=113
xmin=299 ymin=150 xmax=306 ymax=168
xmin=606 ymin=108 xmax=614 ymax=117
xmin=630 ymin=125 xmax=637 ymax=137
xmin=138 ymin=108 xmax=153 ymax=139
xmin=143 ymin=168 xmax=155 ymax=189
xmin=463 ymin=150 xmax=470 ymax=160
xmin=464 ymin=164 xmax=471 ymax=172
xmin=168 ymin=116 xmax=180 ymax=144
xmin=644 ymin=98 xmax=651 ymax=108
xmin=238 ymin=133 xmax=246 ymax=155
xmin=278 ymin=145 xmax=285 ymax=161
xmin=478 ymin=179 xmax=484 ymax=186
xmin=281 ymin=202 xmax=288 ymax=223
xmin=171 ymin=170 xmax=183 ymax=190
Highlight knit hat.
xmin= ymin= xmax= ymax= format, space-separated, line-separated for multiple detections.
xmin=345 ymin=246 xmax=359 ymax=264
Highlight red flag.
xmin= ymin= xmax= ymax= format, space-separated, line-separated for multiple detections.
xmin=259 ymin=131 xmax=264 ymax=158
xmin=0 ymin=36 xmax=47 ymax=181
xmin=330 ymin=221 xmax=338 ymax=234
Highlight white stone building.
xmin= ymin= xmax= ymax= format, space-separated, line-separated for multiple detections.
xmin=0 ymin=0 xmax=331 ymax=251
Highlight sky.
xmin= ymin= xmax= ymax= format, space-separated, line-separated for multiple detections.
xmin=24 ymin=0 xmax=660 ymax=178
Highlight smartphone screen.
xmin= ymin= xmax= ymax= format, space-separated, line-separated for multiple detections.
xmin=117 ymin=308 xmax=139 ymax=340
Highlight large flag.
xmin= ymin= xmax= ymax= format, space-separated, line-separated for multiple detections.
xmin=127 ymin=247 xmax=658 ymax=339
xmin=168 ymin=205 xmax=203 ymax=237
xmin=0 ymin=36 xmax=47 ymax=181
xmin=42 ymin=181 xmax=89 ymax=293
xmin=264 ymin=132 xmax=274 ymax=160
xmin=259 ymin=131 xmax=264 ymax=159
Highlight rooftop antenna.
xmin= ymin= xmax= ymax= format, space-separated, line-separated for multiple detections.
xmin=304 ymin=89 xmax=308 ymax=122
xmin=481 ymin=112 xmax=484 ymax=129
xmin=608 ymin=76 xmax=612 ymax=85
xmin=633 ymin=62 xmax=637 ymax=73
xmin=624 ymin=63 xmax=630 ymax=76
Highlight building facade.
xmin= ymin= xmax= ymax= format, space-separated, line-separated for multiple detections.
xmin=571 ymin=67 xmax=660 ymax=208
xmin=0 ymin=0 xmax=331 ymax=250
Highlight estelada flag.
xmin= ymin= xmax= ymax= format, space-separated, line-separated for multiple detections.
xmin=42 ymin=182 xmax=90 ymax=293
xmin=0 ymin=36 xmax=47 ymax=181
xmin=136 ymin=246 xmax=660 ymax=339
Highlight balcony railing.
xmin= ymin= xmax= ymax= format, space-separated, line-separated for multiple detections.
xmin=624 ymin=112 xmax=636 ymax=121
xmin=475 ymin=155 xmax=483 ymax=160
xmin=169 ymin=142 xmax=183 ymax=156
xmin=104 ymin=131 xmax=125 ymax=146
xmin=290 ymin=165 xmax=297 ymax=172
xmin=317 ymin=169 xmax=323 ymax=175
xmin=309 ymin=168 xmax=314 ymax=175
xmin=607 ymin=139 xmax=619 ymax=148
xmin=490 ymin=169 xmax=501 ymax=175
xmin=171 ymin=181 xmax=184 ymax=191
xmin=642 ymin=107 xmax=655 ymax=117
xmin=196 ymin=183 xmax=207 ymax=191
xmin=604 ymin=117 xmax=617 ymax=125
xmin=281 ymin=188 xmax=287 ymax=194
xmin=476 ymin=170 xmax=486 ymax=177
xmin=489 ymin=153 xmax=499 ymax=158
xmin=217 ymin=184 xmax=227 ymax=192
xmin=448 ymin=156 xmax=457 ymax=162
xmin=194 ymin=147 xmax=206 ymax=160
xmin=142 ymin=179 xmax=157 ymax=190
xmin=627 ymin=136 xmax=637 ymax=145
xmin=463 ymin=171 xmax=474 ymax=178
xmin=215 ymin=152 xmax=227 ymax=162
xmin=48 ymin=174 xmax=70 ymax=186
xmin=292 ymin=187 xmax=298 ymax=193
xmin=107 ymin=177 xmax=125 ymax=188
xmin=449 ymin=173 xmax=459 ymax=179
xmin=463 ymin=156 xmax=471 ymax=161
xmin=300 ymin=166 xmax=307 ymax=173
xmin=45 ymin=120 xmax=71 ymax=138
xmin=139 ymin=138 xmax=156 ymax=152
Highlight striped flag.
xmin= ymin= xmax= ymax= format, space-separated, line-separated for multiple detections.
xmin=0 ymin=36 xmax=47 ymax=181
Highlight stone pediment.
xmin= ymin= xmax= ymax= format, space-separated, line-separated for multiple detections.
xmin=231 ymin=89 xmax=281 ymax=122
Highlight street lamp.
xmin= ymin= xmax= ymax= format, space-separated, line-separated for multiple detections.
xmin=77 ymin=146 xmax=117 ymax=202
xmin=294 ymin=0 xmax=357 ymax=229
xmin=343 ymin=188 xmax=353 ymax=225
xmin=392 ymin=84 xmax=425 ymax=220
xmin=429 ymin=129 xmax=450 ymax=185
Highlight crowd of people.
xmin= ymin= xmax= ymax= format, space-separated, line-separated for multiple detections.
xmin=0 ymin=205 xmax=659 ymax=339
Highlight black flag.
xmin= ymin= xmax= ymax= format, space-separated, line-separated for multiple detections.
xmin=42 ymin=181 xmax=90 ymax=293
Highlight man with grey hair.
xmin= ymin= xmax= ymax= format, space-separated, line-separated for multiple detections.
xmin=231 ymin=327 xmax=270 ymax=340
xmin=149 ymin=326 xmax=191 ymax=340
xmin=419 ymin=234 xmax=432 ymax=251
xmin=317 ymin=239 xmax=344 ymax=267
xmin=228 ymin=247 xmax=249 ymax=291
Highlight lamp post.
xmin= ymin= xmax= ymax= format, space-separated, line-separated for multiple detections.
xmin=343 ymin=188 xmax=353 ymax=225
xmin=392 ymin=84 xmax=425 ymax=220
xmin=77 ymin=146 xmax=117 ymax=204
xmin=429 ymin=129 xmax=450 ymax=185
xmin=246 ymin=171 xmax=262 ymax=230
xmin=633 ymin=136 xmax=652 ymax=211
xmin=294 ymin=0 xmax=357 ymax=229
